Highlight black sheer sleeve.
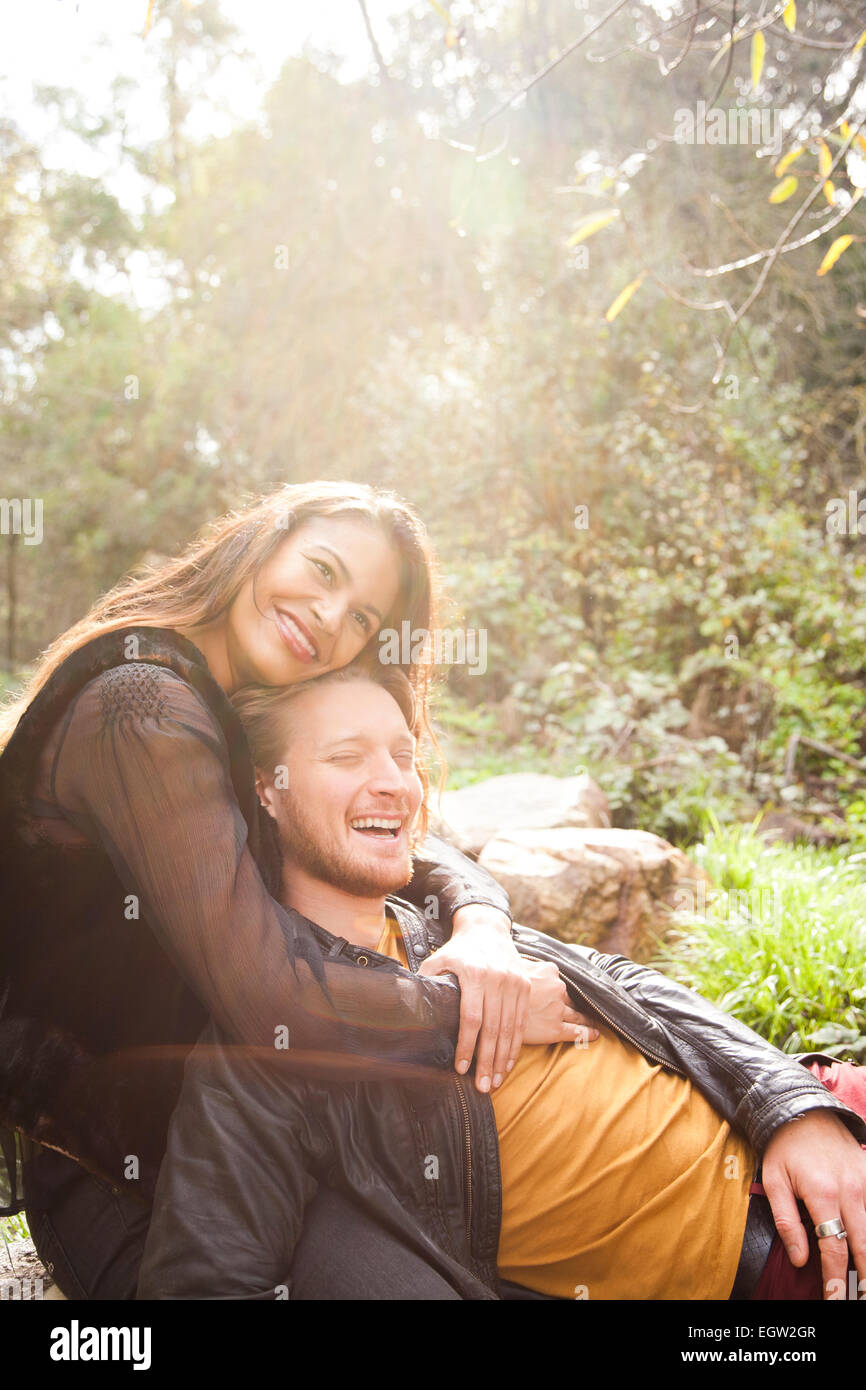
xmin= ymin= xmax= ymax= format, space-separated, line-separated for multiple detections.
xmin=401 ymin=832 xmax=511 ymax=928
xmin=48 ymin=664 xmax=459 ymax=1066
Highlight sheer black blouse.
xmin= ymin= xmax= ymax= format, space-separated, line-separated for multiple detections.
xmin=0 ymin=628 xmax=510 ymax=1194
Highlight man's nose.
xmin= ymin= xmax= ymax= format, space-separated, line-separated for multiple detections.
xmin=365 ymin=754 xmax=407 ymax=796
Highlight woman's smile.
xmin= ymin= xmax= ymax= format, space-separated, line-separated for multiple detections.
xmin=273 ymin=608 xmax=319 ymax=662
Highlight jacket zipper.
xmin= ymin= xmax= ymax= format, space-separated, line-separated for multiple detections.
xmin=391 ymin=904 xmax=475 ymax=1248
xmin=454 ymin=1077 xmax=473 ymax=1244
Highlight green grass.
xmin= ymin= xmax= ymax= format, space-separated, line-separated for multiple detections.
xmin=652 ymin=813 xmax=866 ymax=1060
xmin=1 ymin=1212 xmax=30 ymax=1243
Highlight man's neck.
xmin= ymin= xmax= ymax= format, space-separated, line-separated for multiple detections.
xmin=280 ymin=863 xmax=388 ymax=949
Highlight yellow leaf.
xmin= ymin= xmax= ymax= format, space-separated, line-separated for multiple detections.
xmin=819 ymin=139 xmax=833 ymax=177
xmin=428 ymin=0 xmax=452 ymax=23
xmin=445 ymin=27 xmax=458 ymax=47
xmin=604 ymin=272 xmax=646 ymax=324
xmin=841 ymin=121 xmax=852 ymax=140
xmin=824 ymin=179 xmax=837 ymax=206
xmin=143 ymin=0 xmax=155 ymax=35
xmin=774 ymin=146 xmax=802 ymax=177
xmin=769 ymin=175 xmax=798 ymax=203
xmin=817 ymin=235 xmax=854 ymax=276
xmin=854 ymin=29 xmax=866 ymax=52
xmin=566 ymin=210 xmax=620 ymax=247
xmin=751 ymin=31 xmax=766 ymax=90
xmin=782 ymin=1 xmax=796 ymax=31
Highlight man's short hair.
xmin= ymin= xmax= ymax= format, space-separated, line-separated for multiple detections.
xmin=231 ymin=659 xmax=429 ymax=844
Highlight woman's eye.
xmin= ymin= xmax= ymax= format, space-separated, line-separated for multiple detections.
xmin=352 ymin=611 xmax=371 ymax=632
xmin=310 ymin=557 xmax=333 ymax=581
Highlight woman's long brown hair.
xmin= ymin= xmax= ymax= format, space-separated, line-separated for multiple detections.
xmin=0 ymin=481 xmax=442 ymax=755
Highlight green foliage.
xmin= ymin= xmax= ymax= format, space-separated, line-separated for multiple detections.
xmin=653 ymin=818 xmax=866 ymax=1060
xmin=1 ymin=1212 xmax=30 ymax=1244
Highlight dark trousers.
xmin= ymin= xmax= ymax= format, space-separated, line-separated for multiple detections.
xmin=25 ymin=1147 xmax=543 ymax=1300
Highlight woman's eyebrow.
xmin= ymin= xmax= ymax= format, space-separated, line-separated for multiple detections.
xmin=314 ymin=544 xmax=385 ymax=623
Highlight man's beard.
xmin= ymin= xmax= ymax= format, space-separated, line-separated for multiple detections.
xmin=276 ymin=788 xmax=414 ymax=897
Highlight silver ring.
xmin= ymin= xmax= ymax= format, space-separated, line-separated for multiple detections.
xmin=815 ymin=1217 xmax=847 ymax=1240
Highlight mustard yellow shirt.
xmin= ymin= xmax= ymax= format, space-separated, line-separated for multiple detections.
xmin=376 ymin=915 xmax=754 ymax=1300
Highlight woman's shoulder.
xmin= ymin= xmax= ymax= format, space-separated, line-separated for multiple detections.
xmin=78 ymin=658 xmax=207 ymax=725
xmin=23 ymin=627 xmax=218 ymax=740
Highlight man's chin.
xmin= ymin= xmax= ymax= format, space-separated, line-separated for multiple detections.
xmin=325 ymin=851 xmax=414 ymax=899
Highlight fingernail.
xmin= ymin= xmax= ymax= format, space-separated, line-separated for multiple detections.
xmin=456 ymin=1059 xmax=469 ymax=1074
xmin=479 ymin=1075 xmax=491 ymax=1093
xmin=493 ymin=1073 xmax=503 ymax=1088
xmin=506 ymin=1059 xmax=515 ymax=1072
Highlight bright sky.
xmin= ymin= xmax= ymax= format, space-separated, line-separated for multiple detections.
xmin=0 ymin=0 xmax=415 ymax=168
xmin=0 ymin=0 xmax=418 ymax=304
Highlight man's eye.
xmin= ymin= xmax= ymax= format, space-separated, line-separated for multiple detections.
xmin=328 ymin=753 xmax=360 ymax=763
xmin=393 ymin=750 xmax=415 ymax=764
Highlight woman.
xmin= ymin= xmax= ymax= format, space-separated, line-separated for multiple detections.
xmin=0 ymin=480 xmax=542 ymax=1299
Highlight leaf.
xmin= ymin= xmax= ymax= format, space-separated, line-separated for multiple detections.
xmin=566 ymin=209 xmax=619 ymax=247
xmin=604 ymin=271 xmax=646 ymax=323
xmin=143 ymin=0 xmax=155 ymax=36
xmin=769 ymin=175 xmax=798 ymax=203
xmin=819 ymin=139 xmax=833 ymax=178
xmin=428 ymin=0 xmax=452 ymax=23
xmin=774 ymin=146 xmax=802 ymax=177
xmin=817 ymin=234 xmax=854 ymax=276
xmin=751 ymin=30 xmax=766 ymax=90
xmin=782 ymin=1 xmax=796 ymax=31
xmin=823 ymin=179 xmax=837 ymax=206
xmin=854 ymin=29 xmax=866 ymax=52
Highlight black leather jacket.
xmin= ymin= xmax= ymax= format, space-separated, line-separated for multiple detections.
xmin=136 ymin=897 xmax=866 ymax=1300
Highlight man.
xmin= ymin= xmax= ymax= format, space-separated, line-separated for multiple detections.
xmin=136 ymin=663 xmax=866 ymax=1301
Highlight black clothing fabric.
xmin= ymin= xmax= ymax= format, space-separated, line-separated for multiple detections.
xmin=137 ymin=897 xmax=866 ymax=1300
xmin=0 ymin=627 xmax=511 ymax=1201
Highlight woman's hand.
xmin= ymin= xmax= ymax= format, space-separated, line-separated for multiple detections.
xmin=417 ymin=907 xmax=598 ymax=1092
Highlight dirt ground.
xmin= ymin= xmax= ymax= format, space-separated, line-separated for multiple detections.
xmin=1 ymin=1233 xmax=65 ymax=1299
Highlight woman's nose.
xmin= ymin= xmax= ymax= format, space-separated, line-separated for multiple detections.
xmin=309 ymin=595 xmax=343 ymax=635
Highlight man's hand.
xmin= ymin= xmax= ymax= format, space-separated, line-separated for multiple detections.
xmin=418 ymin=908 xmax=598 ymax=1093
xmin=521 ymin=959 xmax=600 ymax=1048
xmin=761 ymin=1109 xmax=866 ymax=1299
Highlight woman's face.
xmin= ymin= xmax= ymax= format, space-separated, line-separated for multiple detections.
xmin=225 ymin=515 xmax=403 ymax=689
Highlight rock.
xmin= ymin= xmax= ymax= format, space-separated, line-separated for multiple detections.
xmin=432 ymin=773 xmax=610 ymax=856
xmin=479 ymin=826 xmax=709 ymax=961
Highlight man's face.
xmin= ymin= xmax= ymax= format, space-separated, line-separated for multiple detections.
xmin=260 ymin=678 xmax=423 ymax=898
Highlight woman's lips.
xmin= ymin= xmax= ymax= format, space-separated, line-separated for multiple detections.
xmin=274 ymin=609 xmax=318 ymax=662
